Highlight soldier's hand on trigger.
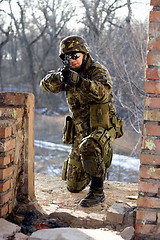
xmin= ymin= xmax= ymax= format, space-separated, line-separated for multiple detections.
xmin=44 ymin=70 xmax=62 ymax=82
xmin=62 ymin=69 xmax=81 ymax=86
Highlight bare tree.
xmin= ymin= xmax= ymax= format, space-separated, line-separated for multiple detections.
xmin=126 ymin=0 xmax=132 ymax=25
xmin=0 ymin=26 xmax=13 ymax=90
xmin=1 ymin=0 xmax=75 ymax=104
xmin=0 ymin=0 xmax=14 ymax=91
xmin=34 ymin=0 xmax=76 ymax=75
xmin=7 ymin=0 xmax=48 ymax=97
xmin=105 ymin=20 xmax=148 ymax=156
xmin=33 ymin=0 xmax=76 ymax=108
xmin=79 ymin=0 xmax=128 ymax=49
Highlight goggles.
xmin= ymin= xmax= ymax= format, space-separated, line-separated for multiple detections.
xmin=68 ymin=52 xmax=82 ymax=60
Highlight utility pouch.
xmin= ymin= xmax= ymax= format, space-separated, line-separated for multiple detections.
xmin=62 ymin=157 xmax=69 ymax=180
xmin=63 ymin=116 xmax=75 ymax=144
xmin=111 ymin=115 xmax=124 ymax=139
xmin=90 ymin=103 xmax=111 ymax=131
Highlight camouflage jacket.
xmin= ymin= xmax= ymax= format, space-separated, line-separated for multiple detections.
xmin=40 ymin=56 xmax=116 ymax=125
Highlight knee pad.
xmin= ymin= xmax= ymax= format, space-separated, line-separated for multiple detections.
xmin=79 ymin=127 xmax=113 ymax=177
xmin=80 ymin=138 xmax=101 ymax=157
xmin=80 ymin=137 xmax=104 ymax=177
xmin=66 ymin=157 xmax=90 ymax=192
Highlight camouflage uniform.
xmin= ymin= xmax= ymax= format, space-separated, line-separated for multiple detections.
xmin=40 ymin=36 xmax=123 ymax=207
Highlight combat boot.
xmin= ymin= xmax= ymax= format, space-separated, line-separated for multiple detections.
xmin=80 ymin=176 xmax=105 ymax=207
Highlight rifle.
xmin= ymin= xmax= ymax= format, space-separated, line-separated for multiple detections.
xmin=60 ymin=55 xmax=71 ymax=82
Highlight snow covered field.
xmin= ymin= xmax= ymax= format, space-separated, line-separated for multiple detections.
xmin=34 ymin=140 xmax=140 ymax=183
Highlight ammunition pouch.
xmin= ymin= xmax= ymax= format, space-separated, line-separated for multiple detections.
xmin=111 ymin=115 xmax=124 ymax=138
xmin=63 ymin=116 xmax=75 ymax=144
xmin=105 ymin=147 xmax=113 ymax=168
xmin=62 ymin=157 xmax=69 ymax=180
xmin=90 ymin=103 xmax=110 ymax=130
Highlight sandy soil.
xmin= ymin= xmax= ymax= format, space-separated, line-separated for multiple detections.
xmin=35 ymin=173 xmax=138 ymax=215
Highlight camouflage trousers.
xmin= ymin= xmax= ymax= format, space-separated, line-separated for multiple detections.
xmin=63 ymin=128 xmax=113 ymax=193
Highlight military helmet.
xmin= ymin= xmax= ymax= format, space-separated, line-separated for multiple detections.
xmin=59 ymin=35 xmax=90 ymax=59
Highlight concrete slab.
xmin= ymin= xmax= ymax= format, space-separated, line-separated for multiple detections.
xmin=120 ymin=226 xmax=134 ymax=240
xmin=14 ymin=232 xmax=28 ymax=240
xmin=0 ymin=218 xmax=21 ymax=238
xmin=29 ymin=228 xmax=124 ymax=240
xmin=49 ymin=208 xmax=106 ymax=228
xmin=106 ymin=203 xmax=130 ymax=224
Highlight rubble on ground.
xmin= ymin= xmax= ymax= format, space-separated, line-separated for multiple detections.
xmin=0 ymin=218 xmax=134 ymax=240
xmin=0 ymin=175 xmax=137 ymax=239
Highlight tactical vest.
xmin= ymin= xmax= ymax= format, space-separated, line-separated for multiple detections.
xmin=90 ymin=102 xmax=123 ymax=139
xmin=63 ymin=102 xmax=123 ymax=145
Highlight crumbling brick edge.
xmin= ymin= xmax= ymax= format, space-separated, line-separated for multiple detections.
xmin=0 ymin=92 xmax=35 ymax=218
xmin=134 ymin=0 xmax=160 ymax=239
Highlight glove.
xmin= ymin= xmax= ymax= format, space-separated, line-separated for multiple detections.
xmin=40 ymin=70 xmax=62 ymax=92
xmin=45 ymin=70 xmax=61 ymax=82
xmin=62 ymin=69 xmax=82 ymax=86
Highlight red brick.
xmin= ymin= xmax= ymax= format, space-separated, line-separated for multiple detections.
xmin=4 ymin=93 xmax=26 ymax=106
xmin=148 ymin=39 xmax=160 ymax=51
xmin=151 ymin=0 xmax=160 ymax=6
xmin=141 ymin=137 xmax=160 ymax=153
xmin=146 ymin=68 xmax=160 ymax=80
xmin=144 ymin=97 xmax=160 ymax=108
xmin=18 ymin=130 xmax=24 ymax=144
xmin=147 ymin=54 xmax=160 ymax=66
xmin=0 ymin=108 xmax=24 ymax=119
xmin=0 ymin=138 xmax=15 ymax=152
xmin=140 ymin=153 xmax=160 ymax=165
xmin=8 ymin=202 xmax=13 ymax=214
xmin=143 ymin=110 xmax=160 ymax=121
xmin=134 ymin=237 xmax=142 ymax=240
xmin=0 ymin=156 xmax=10 ymax=166
xmin=138 ymin=180 xmax=159 ymax=194
xmin=149 ymin=23 xmax=160 ymax=38
xmin=0 ymin=126 xmax=12 ymax=138
xmin=135 ymin=222 xmax=160 ymax=235
xmin=145 ymin=81 xmax=160 ymax=94
xmin=0 ymin=204 xmax=8 ymax=217
xmin=10 ymin=151 xmax=14 ymax=163
xmin=0 ymin=166 xmax=13 ymax=180
xmin=158 ymin=212 xmax=160 ymax=223
xmin=150 ymin=11 xmax=160 ymax=23
xmin=0 ymin=190 xmax=12 ymax=204
xmin=137 ymin=196 xmax=160 ymax=208
xmin=10 ymin=178 xmax=13 ymax=189
xmin=143 ymin=124 xmax=160 ymax=136
xmin=139 ymin=166 xmax=160 ymax=180
xmin=0 ymin=180 xmax=10 ymax=192
xmin=136 ymin=209 xmax=156 ymax=222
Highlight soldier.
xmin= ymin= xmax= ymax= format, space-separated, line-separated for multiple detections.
xmin=40 ymin=35 xmax=123 ymax=207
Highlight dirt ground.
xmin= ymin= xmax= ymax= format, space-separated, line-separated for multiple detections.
xmin=35 ymin=173 xmax=138 ymax=215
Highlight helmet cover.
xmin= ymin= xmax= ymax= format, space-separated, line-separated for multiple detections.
xmin=59 ymin=35 xmax=90 ymax=59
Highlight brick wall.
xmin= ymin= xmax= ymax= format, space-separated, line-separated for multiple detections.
xmin=0 ymin=93 xmax=34 ymax=218
xmin=135 ymin=0 xmax=160 ymax=239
